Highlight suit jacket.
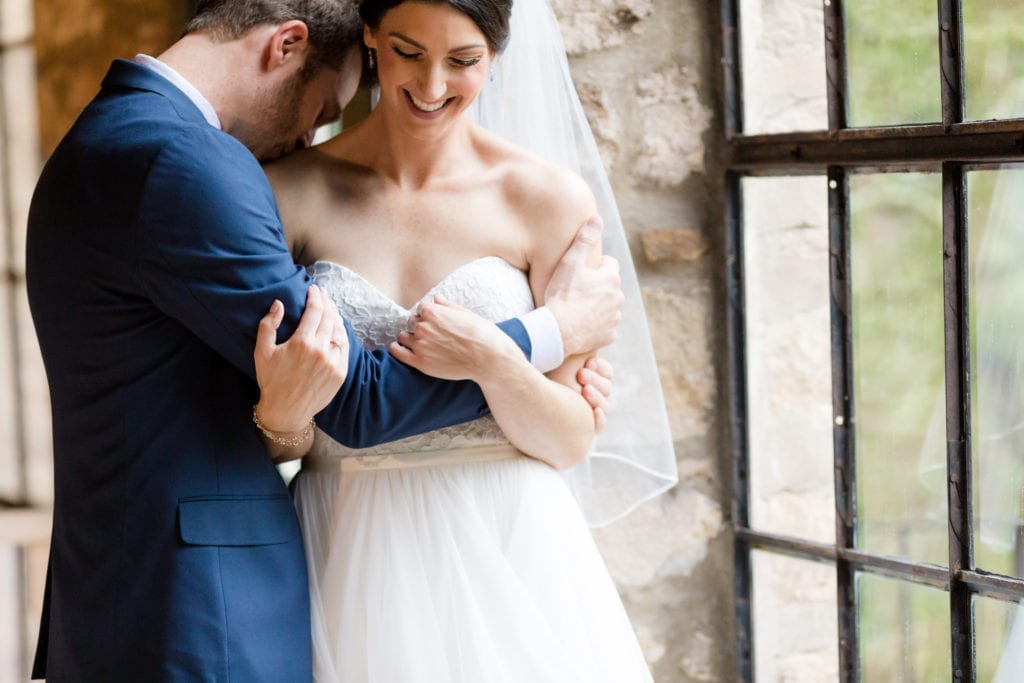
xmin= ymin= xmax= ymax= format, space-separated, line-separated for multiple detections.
xmin=26 ymin=59 xmax=531 ymax=682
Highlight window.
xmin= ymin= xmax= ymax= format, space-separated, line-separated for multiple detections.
xmin=722 ymin=0 xmax=1024 ymax=680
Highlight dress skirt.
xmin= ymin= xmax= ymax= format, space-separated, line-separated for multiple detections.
xmin=292 ymin=448 xmax=653 ymax=683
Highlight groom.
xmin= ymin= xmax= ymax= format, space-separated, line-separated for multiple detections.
xmin=26 ymin=1 xmax=622 ymax=681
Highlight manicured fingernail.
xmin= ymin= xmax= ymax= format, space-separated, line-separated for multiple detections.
xmin=271 ymin=299 xmax=282 ymax=313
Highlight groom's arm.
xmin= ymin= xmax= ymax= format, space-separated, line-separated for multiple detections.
xmin=135 ymin=130 xmax=535 ymax=446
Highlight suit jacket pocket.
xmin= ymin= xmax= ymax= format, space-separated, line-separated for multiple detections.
xmin=178 ymin=494 xmax=296 ymax=546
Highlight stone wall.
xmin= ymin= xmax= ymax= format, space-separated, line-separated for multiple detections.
xmin=34 ymin=0 xmax=188 ymax=155
xmin=551 ymin=1 xmax=732 ymax=681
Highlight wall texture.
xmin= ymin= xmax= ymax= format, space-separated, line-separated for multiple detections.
xmin=550 ymin=1 xmax=732 ymax=680
xmin=34 ymin=0 xmax=188 ymax=155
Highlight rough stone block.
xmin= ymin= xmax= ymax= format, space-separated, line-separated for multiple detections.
xmin=643 ymin=284 xmax=715 ymax=441
xmin=633 ymin=65 xmax=712 ymax=189
xmin=594 ymin=488 xmax=724 ymax=587
xmin=640 ymin=227 xmax=709 ymax=263
xmin=551 ymin=0 xmax=654 ymax=54
xmin=574 ymin=81 xmax=620 ymax=170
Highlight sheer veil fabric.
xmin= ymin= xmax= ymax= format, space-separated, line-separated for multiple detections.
xmin=469 ymin=0 xmax=678 ymax=527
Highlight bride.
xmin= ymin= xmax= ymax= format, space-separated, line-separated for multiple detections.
xmin=259 ymin=0 xmax=677 ymax=680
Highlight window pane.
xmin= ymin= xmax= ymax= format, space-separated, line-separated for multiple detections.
xmin=850 ymin=173 xmax=947 ymax=565
xmin=744 ymin=177 xmax=834 ymax=544
xmin=858 ymin=573 xmax=951 ymax=682
xmin=975 ymin=595 xmax=1024 ymax=682
xmin=847 ymin=1 xmax=940 ymax=127
xmin=968 ymin=168 xmax=1024 ymax=579
xmin=752 ymin=550 xmax=838 ymax=682
xmin=964 ymin=0 xmax=1024 ymax=121
xmin=739 ymin=0 xmax=827 ymax=134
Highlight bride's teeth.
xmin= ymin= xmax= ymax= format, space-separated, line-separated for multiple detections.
xmin=409 ymin=93 xmax=447 ymax=113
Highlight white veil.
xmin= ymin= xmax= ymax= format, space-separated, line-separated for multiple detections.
xmin=469 ymin=0 xmax=678 ymax=527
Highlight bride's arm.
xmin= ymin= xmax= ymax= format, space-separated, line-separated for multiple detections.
xmin=391 ymin=296 xmax=595 ymax=470
xmin=513 ymin=168 xmax=608 ymax=468
xmin=390 ymin=169 xmax=608 ymax=471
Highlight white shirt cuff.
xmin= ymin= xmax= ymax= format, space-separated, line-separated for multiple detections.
xmin=520 ymin=307 xmax=564 ymax=374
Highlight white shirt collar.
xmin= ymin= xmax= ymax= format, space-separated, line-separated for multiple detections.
xmin=133 ymin=54 xmax=222 ymax=130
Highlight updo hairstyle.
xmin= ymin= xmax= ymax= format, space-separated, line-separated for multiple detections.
xmin=358 ymin=0 xmax=513 ymax=53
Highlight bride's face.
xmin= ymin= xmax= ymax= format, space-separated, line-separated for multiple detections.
xmin=365 ymin=2 xmax=494 ymax=139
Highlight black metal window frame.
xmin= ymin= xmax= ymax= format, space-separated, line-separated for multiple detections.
xmin=720 ymin=1 xmax=1024 ymax=681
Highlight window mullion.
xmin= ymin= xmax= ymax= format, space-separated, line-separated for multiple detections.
xmin=942 ymin=162 xmax=974 ymax=682
xmin=828 ymin=165 xmax=858 ymax=683
xmin=938 ymin=0 xmax=966 ymax=128
xmin=720 ymin=0 xmax=752 ymax=679
xmin=720 ymin=0 xmax=743 ymax=139
xmin=724 ymin=168 xmax=753 ymax=683
xmin=824 ymin=0 xmax=849 ymax=133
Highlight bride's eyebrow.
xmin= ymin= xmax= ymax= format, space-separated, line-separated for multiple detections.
xmin=388 ymin=32 xmax=426 ymax=49
xmin=388 ymin=32 xmax=485 ymax=53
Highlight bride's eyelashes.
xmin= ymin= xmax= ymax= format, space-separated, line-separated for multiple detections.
xmin=390 ymin=44 xmax=421 ymax=60
xmin=389 ymin=44 xmax=482 ymax=69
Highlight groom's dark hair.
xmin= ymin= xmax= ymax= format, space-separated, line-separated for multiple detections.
xmin=359 ymin=0 xmax=512 ymax=53
xmin=184 ymin=0 xmax=362 ymax=77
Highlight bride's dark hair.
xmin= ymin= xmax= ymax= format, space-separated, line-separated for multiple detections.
xmin=359 ymin=0 xmax=513 ymax=53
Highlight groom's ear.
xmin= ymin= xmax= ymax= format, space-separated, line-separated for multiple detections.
xmin=265 ymin=20 xmax=311 ymax=73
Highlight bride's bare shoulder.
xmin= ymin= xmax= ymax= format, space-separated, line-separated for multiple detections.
xmin=479 ymin=133 xmax=597 ymax=248
xmin=265 ymin=136 xmax=373 ymax=198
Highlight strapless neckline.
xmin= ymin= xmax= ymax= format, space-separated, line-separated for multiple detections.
xmin=306 ymin=253 xmax=537 ymax=461
xmin=308 ymin=255 xmax=526 ymax=313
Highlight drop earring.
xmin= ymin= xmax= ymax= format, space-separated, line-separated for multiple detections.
xmin=368 ymin=48 xmax=376 ymax=70
xmin=489 ymin=66 xmax=495 ymax=82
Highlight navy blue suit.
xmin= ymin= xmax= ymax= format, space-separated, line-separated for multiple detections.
xmin=26 ymin=59 xmax=531 ymax=681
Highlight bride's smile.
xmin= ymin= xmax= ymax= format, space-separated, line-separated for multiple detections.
xmin=365 ymin=2 xmax=493 ymax=136
xmin=405 ymin=91 xmax=453 ymax=117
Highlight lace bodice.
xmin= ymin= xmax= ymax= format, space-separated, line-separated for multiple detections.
xmin=306 ymin=256 xmax=536 ymax=461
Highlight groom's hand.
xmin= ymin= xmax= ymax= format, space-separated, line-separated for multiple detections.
xmin=544 ymin=217 xmax=624 ymax=357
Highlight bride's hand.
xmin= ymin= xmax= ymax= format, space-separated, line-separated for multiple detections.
xmin=578 ymin=356 xmax=613 ymax=433
xmin=254 ymin=285 xmax=349 ymax=433
xmin=389 ymin=296 xmax=524 ymax=382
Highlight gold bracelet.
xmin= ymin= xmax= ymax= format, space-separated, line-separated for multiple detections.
xmin=252 ymin=405 xmax=315 ymax=447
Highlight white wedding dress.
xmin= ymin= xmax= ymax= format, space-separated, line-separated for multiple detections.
xmin=293 ymin=256 xmax=653 ymax=682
